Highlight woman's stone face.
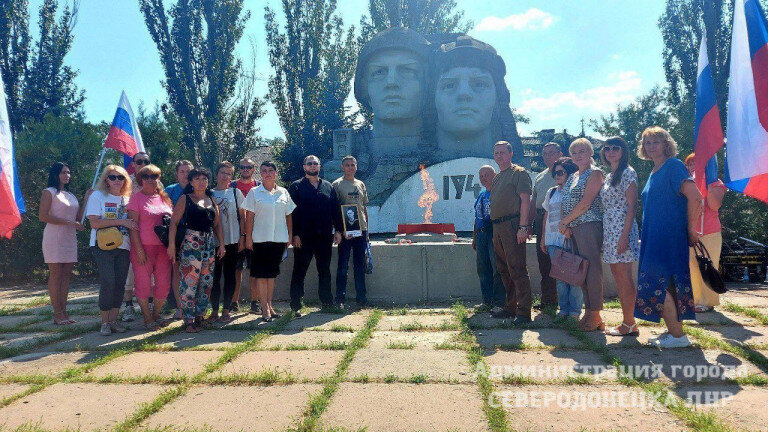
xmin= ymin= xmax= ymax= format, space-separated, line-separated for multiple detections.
xmin=366 ymin=49 xmax=424 ymax=122
xmin=434 ymin=67 xmax=496 ymax=135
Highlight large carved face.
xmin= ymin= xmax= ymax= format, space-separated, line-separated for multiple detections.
xmin=434 ymin=67 xmax=496 ymax=135
xmin=366 ymin=48 xmax=424 ymax=122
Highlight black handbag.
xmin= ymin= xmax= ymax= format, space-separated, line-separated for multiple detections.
xmin=693 ymin=241 xmax=727 ymax=294
xmin=154 ymin=194 xmax=190 ymax=249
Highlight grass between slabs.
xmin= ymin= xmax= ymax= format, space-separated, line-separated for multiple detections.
xmin=683 ymin=325 xmax=768 ymax=375
xmin=721 ymin=302 xmax=768 ymax=325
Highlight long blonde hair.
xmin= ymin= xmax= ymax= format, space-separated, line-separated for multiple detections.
xmin=96 ymin=165 xmax=132 ymax=197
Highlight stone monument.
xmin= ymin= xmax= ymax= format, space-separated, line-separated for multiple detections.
xmin=324 ymin=28 xmax=528 ymax=232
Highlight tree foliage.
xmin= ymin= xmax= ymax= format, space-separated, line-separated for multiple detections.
xmin=359 ymin=0 xmax=472 ymax=40
xmin=139 ymin=0 xmax=265 ymax=170
xmin=0 ymin=0 xmax=84 ymax=133
xmin=264 ymin=0 xmax=358 ymax=180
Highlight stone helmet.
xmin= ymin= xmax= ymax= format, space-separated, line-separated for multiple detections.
xmin=354 ymin=27 xmax=431 ymax=111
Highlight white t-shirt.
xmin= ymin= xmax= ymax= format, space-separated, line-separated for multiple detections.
xmin=211 ymin=187 xmax=245 ymax=245
xmin=85 ymin=190 xmax=131 ymax=250
xmin=541 ymin=186 xmax=566 ymax=248
xmin=243 ymin=184 xmax=296 ymax=243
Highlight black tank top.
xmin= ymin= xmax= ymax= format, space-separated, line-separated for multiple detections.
xmin=185 ymin=195 xmax=215 ymax=233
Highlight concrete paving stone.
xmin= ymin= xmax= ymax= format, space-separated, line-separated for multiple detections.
xmin=610 ymin=347 xmax=766 ymax=385
xmin=483 ymin=350 xmax=614 ymax=382
xmin=685 ymin=309 xmax=762 ymax=326
xmin=87 ymin=351 xmax=222 ymax=379
xmin=701 ymin=325 xmax=768 ymax=347
xmin=157 ymin=330 xmax=254 ymax=350
xmin=68 ymin=294 xmax=99 ymax=304
xmin=217 ymin=350 xmax=343 ymax=381
xmin=321 ymin=383 xmax=487 ymax=432
xmin=0 ymin=332 xmax=57 ymax=349
xmin=218 ymin=312 xmax=279 ymax=330
xmin=496 ymin=384 xmax=687 ymax=432
xmin=466 ymin=311 xmax=555 ymax=329
xmin=676 ymin=385 xmax=768 ymax=432
xmin=23 ymin=315 xmax=101 ymax=331
xmin=259 ymin=330 xmax=355 ymax=350
xmin=366 ymin=330 xmax=462 ymax=350
xmin=0 ymin=383 xmax=30 ymax=401
xmin=722 ymin=291 xmax=768 ymax=308
xmin=41 ymin=329 xmax=156 ymax=352
xmin=583 ymin=328 xmax=668 ymax=348
xmin=0 ymin=315 xmax=43 ymax=330
xmin=346 ymin=348 xmax=474 ymax=382
xmin=474 ymin=328 xmax=584 ymax=350
xmin=0 ymin=382 xmax=166 ymax=431
xmin=283 ymin=313 xmax=369 ymax=331
xmin=600 ymin=309 xmax=665 ymax=327
xmin=376 ymin=314 xmax=457 ymax=331
xmin=0 ymin=351 xmax=98 ymax=377
xmin=143 ymin=384 xmax=320 ymax=432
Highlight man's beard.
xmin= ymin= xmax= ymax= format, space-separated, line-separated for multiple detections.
xmin=304 ymin=169 xmax=319 ymax=177
xmin=240 ymin=173 xmax=252 ymax=180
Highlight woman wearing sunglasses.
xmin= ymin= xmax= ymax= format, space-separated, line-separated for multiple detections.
xmin=127 ymin=164 xmax=174 ymax=330
xmin=85 ymin=165 xmax=137 ymax=335
xmin=600 ymin=137 xmax=641 ymax=337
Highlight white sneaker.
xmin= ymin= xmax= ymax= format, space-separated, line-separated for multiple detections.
xmin=649 ymin=332 xmax=671 ymax=346
xmin=109 ymin=321 xmax=127 ymax=333
xmin=121 ymin=306 xmax=135 ymax=322
xmin=99 ymin=323 xmax=112 ymax=336
xmin=657 ymin=334 xmax=691 ymax=349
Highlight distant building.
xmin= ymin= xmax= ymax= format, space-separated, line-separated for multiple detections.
xmin=521 ymin=128 xmax=606 ymax=172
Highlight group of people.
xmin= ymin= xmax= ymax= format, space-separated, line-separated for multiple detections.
xmin=39 ymin=153 xmax=370 ymax=334
xmin=473 ymin=126 xmax=725 ymax=349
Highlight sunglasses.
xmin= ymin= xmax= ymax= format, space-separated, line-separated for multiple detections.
xmin=554 ymin=170 xmax=567 ymax=176
xmin=239 ymin=165 xmax=254 ymax=170
xmin=304 ymin=161 xmax=319 ymax=166
xmin=134 ymin=159 xmax=150 ymax=166
xmin=603 ymin=145 xmax=622 ymax=152
xmin=107 ymin=174 xmax=125 ymax=181
xmin=141 ymin=173 xmax=160 ymax=180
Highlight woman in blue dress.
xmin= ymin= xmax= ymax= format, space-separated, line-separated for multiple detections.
xmin=635 ymin=127 xmax=703 ymax=349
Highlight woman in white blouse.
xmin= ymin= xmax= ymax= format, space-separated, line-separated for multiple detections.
xmin=243 ymin=161 xmax=296 ymax=322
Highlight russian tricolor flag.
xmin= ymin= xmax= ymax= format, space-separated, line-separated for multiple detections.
xmin=694 ymin=33 xmax=724 ymax=198
xmin=0 ymin=69 xmax=24 ymax=239
xmin=104 ymin=91 xmax=144 ymax=173
xmin=725 ymin=0 xmax=768 ymax=204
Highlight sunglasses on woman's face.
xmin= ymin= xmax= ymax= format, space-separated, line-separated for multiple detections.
xmin=604 ymin=145 xmax=622 ymax=152
xmin=134 ymin=159 xmax=150 ymax=166
xmin=554 ymin=170 xmax=567 ymax=177
xmin=107 ymin=174 xmax=125 ymax=181
xmin=141 ymin=173 xmax=160 ymax=180
xmin=239 ymin=165 xmax=254 ymax=170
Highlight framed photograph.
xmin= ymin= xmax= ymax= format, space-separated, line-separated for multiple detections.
xmin=341 ymin=204 xmax=362 ymax=238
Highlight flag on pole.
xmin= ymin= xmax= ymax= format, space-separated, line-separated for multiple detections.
xmin=724 ymin=0 xmax=768 ymax=203
xmin=104 ymin=91 xmax=144 ymax=173
xmin=0 ymin=69 xmax=24 ymax=239
xmin=693 ymin=33 xmax=724 ymax=198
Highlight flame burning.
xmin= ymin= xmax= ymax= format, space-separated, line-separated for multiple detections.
xmin=417 ymin=164 xmax=439 ymax=224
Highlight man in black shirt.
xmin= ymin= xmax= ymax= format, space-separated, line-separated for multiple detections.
xmin=288 ymin=155 xmax=343 ymax=315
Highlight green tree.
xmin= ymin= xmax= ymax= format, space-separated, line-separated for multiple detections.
xmin=139 ymin=0 xmax=265 ymax=170
xmin=359 ymin=0 xmax=472 ymax=41
xmin=0 ymin=0 xmax=84 ymax=133
xmin=136 ymin=103 xmax=193 ymax=184
xmin=264 ymin=0 xmax=358 ymax=180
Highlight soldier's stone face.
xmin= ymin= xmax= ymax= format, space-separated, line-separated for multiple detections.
xmin=366 ymin=49 xmax=423 ymax=122
xmin=435 ymin=67 xmax=496 ymax=135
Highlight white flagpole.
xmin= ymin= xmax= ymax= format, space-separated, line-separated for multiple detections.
xmin=81 ymin=145 xmax=107 ymax=223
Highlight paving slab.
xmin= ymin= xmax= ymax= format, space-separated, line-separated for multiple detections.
xmin=157 ymin=330 xmax=254 ymax=350
xmin=467 ymin=311 xmax=555 ymax=329
xmin=0 ymin=332 xmax=58 ymax=349
xmin=216 ymin=350 xmax=343 ymax=381
xmin=366 ymin=330 xmax=462 ymax=350
xmin=483 ymin=350 xmax=613 ymax=382
xmin=676 ymin=385 xmax=768 ymax=432
xmin=283 ymin=313 xmax=369 ymax=331
xmin=610 ymin=347 xmax=766 ymax=385
xmin=346 ymin=348 xmax=474 ymax=382
xmin=218 ymin=313 xmax=279 ymax=330
xmin=685 ymin=309 xmax=762 ymax=326
xmin=0 ymin=315 xmax=44 ymax=330
xmin=87 ymin=351 xmax=221 ymax=379
xmin=583 ymin=328 xmax=666 ymax=348
xmin=722 ymin=291 xmax=768 ymax=308
xmin=495 ymin=384 xmax=687 ymax=432
xmin=23 ymin=315 xmax=101 ymax=331
xmin=0 ymin=382 xmax=166 ymax=431
xmin=41 ymin=329 xmax=155 ymax=352
xmin=376 ymin=314 xmax=457 ymax=331
xmin=321 ymin=383 xmax=487 ymax=432
xmin=474 ymin=328 xmax=584 ymax=350
xmin=143 ymin=384 xmax=320 ymax=431
xmin=701 ymin=325 xmax=768 ymax=347
xmin=0 ymin=383 xmax=30 ymax=401
xmin=0 ymin=351 xmax=98 ymax=377
xmin=259 ymin=330 xmax=355 ymax=350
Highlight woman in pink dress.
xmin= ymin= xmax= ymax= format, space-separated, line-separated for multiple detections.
xmin=39 ymin=162 xmax=85 ymax=325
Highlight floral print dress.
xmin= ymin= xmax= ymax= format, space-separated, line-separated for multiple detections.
xmin=600 ymin=167 xmax=640 ymax=264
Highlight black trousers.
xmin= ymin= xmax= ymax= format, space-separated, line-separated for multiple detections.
xmin=535 ymin=209 xmax=558 ymax=306
xmin=290 ymin=232 xmax=333 ymax=310
xmin=211 ymin=243 xmax=238 ymax=313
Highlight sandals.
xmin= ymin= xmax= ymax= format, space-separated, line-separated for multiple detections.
xmin=217 ymin=314 xmax=233 ymax=323
xmin=53 ymin=312 xmax=71 ymax=326
xmin=578 ymin=319 xmax=605 ymax=332
xmin=695 ymin=305 xmax=713 ymax=313
xmin=605 ymin=322 xmax=639 ymax=337
xmin=185 ymin=322 xmax=201 ymax=333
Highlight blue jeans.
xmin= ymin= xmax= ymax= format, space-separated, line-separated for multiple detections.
xmin=548 ymin=245 xmax=583 ymax=317
xmin=476 ymin=228 xmax=505 ymax=306
xmin=336 ymin=231 xmax=367 ymax=304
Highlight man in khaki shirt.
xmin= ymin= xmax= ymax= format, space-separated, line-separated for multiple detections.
xmin=490 ymin=141 xmax=533 ymax=324
xmin=529 ymin=142 xmax=562 ymax=310
xmin=332 ymin=156 xmax=369 ymax=309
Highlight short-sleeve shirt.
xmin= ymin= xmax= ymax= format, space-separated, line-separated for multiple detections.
xmin=532 ymin=168 xmax=557 ymax=209
xmin=232 ymin=179 xmax=260 ymax=199
xmin=542 ymin=187 xmax=566 ymax=247
xmin=332 ymin=177 xmax=369 ymax=231
xmin=474 ymin=190 xmax=491 ymax=229
xmin=165 ymin=183 xmax=185 ymax=206
xmin=211 ymin=188 xmax=245 ymax=245
xmin=126 ymin=191 xmax=172 ymax=246
xmin=702 ymin=179 xmax=726 ymax=235
xmin=85 ymin=190 xmax=131 ymax=250
xmin=243 ymin=184 xmax=296 ymax=243
xmin=490 ymin=165 xmax=533 ymax=220
xmin=561 ymin=166 xmax=603 ymax=227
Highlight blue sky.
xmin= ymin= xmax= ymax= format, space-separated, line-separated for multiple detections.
xmin=42 ymin=0 xmax=667 ymax=139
